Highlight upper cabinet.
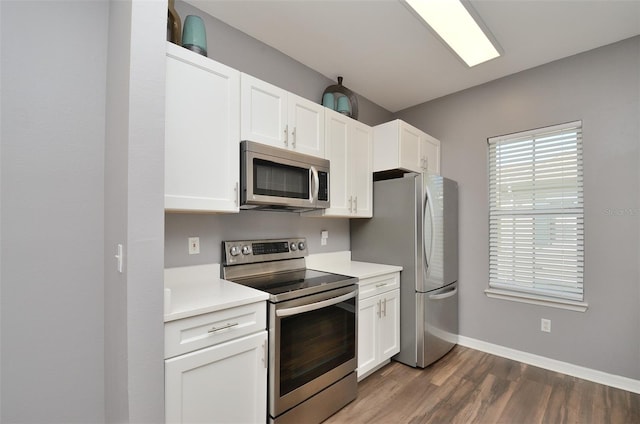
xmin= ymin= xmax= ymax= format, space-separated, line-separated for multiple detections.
xmin=165 ymin=42 xmax=240 ymax=213
xmin=241 ymin=73 xmax=325 ymax=157
xmin=308 ymin=109 xmax=373 ymax=218
xmin=373 ymin=119 xmax=441 ymax=175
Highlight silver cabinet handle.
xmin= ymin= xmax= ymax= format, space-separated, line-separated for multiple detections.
xmin=375 ymin=282 xmax=387 ymax=288
xmin=262 ymin=339 xmax=267 ymax=369
xmin=383 ymin=298 xmax=387 ymax=317
xmin=208 ymin=322 xmax=239 ymax=333
xmin=348 ymin=196 xmax=353 ymax=213
xmin=376 ymin=299 xmax=381 ymax=318
xmin=354 ymin=196 xmax=358 ymax=213
xmin=284 ymin=124 xmax=288 ymax=146
xmin=292 ymin=127 xmax=296 ymax=148
xmin=234 ymin=181 xmax=239 ymax=207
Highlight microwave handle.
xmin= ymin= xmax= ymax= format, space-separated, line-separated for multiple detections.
xmin=310 ymin=166 xmax=319 ymax=202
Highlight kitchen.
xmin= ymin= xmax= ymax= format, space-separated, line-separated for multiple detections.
xmin=1 ymin=1 xmax=639 ymax=423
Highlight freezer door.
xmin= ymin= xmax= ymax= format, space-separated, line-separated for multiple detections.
xmin=416 ymin=282 xmax=458 ymax=368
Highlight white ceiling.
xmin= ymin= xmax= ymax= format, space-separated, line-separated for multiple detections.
xmin=186 ymin=0 xmax=640 ymax=112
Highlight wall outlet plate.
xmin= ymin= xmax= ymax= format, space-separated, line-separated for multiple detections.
xmin=188 ymin=237 xmax=200 ymax=255
xmin=541 ymin=318 xmax=551 ymax=333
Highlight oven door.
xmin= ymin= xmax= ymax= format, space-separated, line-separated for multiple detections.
xmin=269 ymin=284 xmax=357 ymax=418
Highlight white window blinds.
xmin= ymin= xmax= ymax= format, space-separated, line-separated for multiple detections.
xmin=488 ymin=121 xmax=584 ymax=301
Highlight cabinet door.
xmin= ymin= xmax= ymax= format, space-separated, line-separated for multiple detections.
xmin=350 ymin=121 xmax=373 ymax=218
xmin=241 ymin=73 xmax=288 ymax=148
xmin=421 ymin=134 xmax=441 ymax=175
xmin=357 ymin=296 xmax=379 ymax=380
xmin=165 ymin=44 xmax=240 ymax=212
xmin=398 ymin=123 xmax=422 ymax=173
xmin=165 ymin=331 xmax=267 ymax=424
xmin=379 ymin=289 xmax=400 ymax=361
xmin=322 ymin=109 xmax=351 ymax=216
xmin=288 ymin=94 xmax=325 ymax=157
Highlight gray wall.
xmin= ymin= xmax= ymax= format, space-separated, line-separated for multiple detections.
xmin=166 ymin=2 xmax=390 ymax=268
xmin=104 ymin=1 xmax=166 ymax=423
xmin=396 ymin=36 xmax=640 ymax=379
xmin=166 ymin=212 xmax=350 ymax=268
xmin=104 ymin=0 xmax=167 ymax=423
xmin=2 ymin=1 xmax=167 ymax=422
xmin=1 ymin=1 xmax=108 ymax=422
xmin=176 ymin=1 xmax=393 ymax=128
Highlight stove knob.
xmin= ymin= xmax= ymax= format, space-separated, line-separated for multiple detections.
xmin=241 ymin=245 xmax=252 ymax=255
xmin=230 ymin=246 xmax=240 ymax=256
xmin=298 ymin=241 xmax=306 ymax=251
xmin=290 ymin=242 xmax=298 ymax=251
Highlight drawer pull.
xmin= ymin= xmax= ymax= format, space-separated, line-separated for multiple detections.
xmin=375 ymin=283 xmax=388 ymax=288
xmin=208 ymin=322 xmax=239 ymax=333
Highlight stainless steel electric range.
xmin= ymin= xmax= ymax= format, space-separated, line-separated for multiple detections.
xmin=221 ymin=238 xmax=358 ymax=424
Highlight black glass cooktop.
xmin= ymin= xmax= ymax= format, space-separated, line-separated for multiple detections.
xmin=231 ymin=269 xmax=357 ymax=302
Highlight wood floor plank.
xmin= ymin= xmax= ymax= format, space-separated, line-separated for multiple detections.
xmin=495 ymin=374 xmax=552 ymax=423
xmin=324 ymin=346 xmax=640 ymax=424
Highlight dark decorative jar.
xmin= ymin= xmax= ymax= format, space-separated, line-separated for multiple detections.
xmin=321 ymin=76 xmax=358 ymax=120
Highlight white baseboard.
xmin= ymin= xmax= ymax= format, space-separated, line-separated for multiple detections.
xmin=457 ymin=336 xmax=640 ymax=394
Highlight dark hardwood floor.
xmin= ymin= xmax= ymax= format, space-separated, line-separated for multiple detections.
xmin=325 ymin=346 xmax=640 ymax=424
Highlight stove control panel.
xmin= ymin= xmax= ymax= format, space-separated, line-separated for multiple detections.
xmin=222 ymin=238 xmax=307 ymax=265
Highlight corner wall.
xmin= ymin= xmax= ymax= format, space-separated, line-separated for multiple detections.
xmin=395 ymin=36 xmax=640 ymax=379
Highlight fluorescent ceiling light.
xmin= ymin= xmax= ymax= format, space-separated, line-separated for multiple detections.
xmin=405 ymin=0 xmax=500 ymax=67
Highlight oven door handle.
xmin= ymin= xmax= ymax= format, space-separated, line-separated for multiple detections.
xmin=275 ymin=290 xmax=356 ymax=317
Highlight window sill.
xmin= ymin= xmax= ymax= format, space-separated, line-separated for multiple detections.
xmin=484 ymin=288 xmax=588 ymax=312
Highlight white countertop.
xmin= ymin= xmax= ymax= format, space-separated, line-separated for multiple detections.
xmin=306 ymin=251 xmax=402 ymax=279
xmin=164 ymin=264 xmax=268 ymax=322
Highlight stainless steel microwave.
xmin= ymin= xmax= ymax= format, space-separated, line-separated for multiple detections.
xmin=240 ymin=140 xmax=330 ymax=212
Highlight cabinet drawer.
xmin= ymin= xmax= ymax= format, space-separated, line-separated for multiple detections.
xmin=165 ymin=302 xmax=266 ymax=359
xmin=358 ymin=273 xmax=399 ymax=300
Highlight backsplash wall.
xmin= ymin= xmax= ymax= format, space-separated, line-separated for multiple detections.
xmin=165 ymin=212 xmax=350 ymax=268
xmin=165 ymin=1 xmax=393 ymax=269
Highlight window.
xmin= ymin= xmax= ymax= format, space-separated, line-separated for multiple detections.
xmin=486 ymin=121 xmax=586 ymax=311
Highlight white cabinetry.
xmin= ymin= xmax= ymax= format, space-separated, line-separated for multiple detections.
xmin=309 ymin=109 xmax=372 ymax=218
xmin=357 ymin=272 xmax=400 ymax=380
xmin=165 ymin=42 xmax=240 ymax=213
xmin=373 ymin=119 xmax=440 ymax=175
xmin=241 ymin=73 xmax=325 ymax=157
xmin=165 ymin=302 xmax=267 ymax=424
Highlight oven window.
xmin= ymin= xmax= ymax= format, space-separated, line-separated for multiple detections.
xmin=254 ymin=159 xmax=309 ymax=199
xmin=279 ymin=297 xmax=356 ymax=396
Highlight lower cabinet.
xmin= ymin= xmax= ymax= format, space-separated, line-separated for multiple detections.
xmin=165 ymin=303 xmax=267 ymax=423
xmin=357 ymin=273 xmax=400 ymax=380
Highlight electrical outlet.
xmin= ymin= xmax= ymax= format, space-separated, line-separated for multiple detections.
xmin=188 ymin=237 xmax=200 ymax=255
xmin=321 ymin=230 xmax=329 ymax=246
xmin=541 ymin=318 xmax=551 ymax=333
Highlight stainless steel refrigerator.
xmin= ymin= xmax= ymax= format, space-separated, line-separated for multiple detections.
xmin=351 ymin=173 xmax=458 ymax=368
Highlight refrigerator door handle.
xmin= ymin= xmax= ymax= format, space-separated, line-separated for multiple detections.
xmin=428 ymin=287 xmax=458 ymax=300
xmin=423 ymin=184 xmax=435 ymax=276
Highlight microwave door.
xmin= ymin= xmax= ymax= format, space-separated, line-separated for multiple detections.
xmin=244 ymin=153 xmax=313 ymax=209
